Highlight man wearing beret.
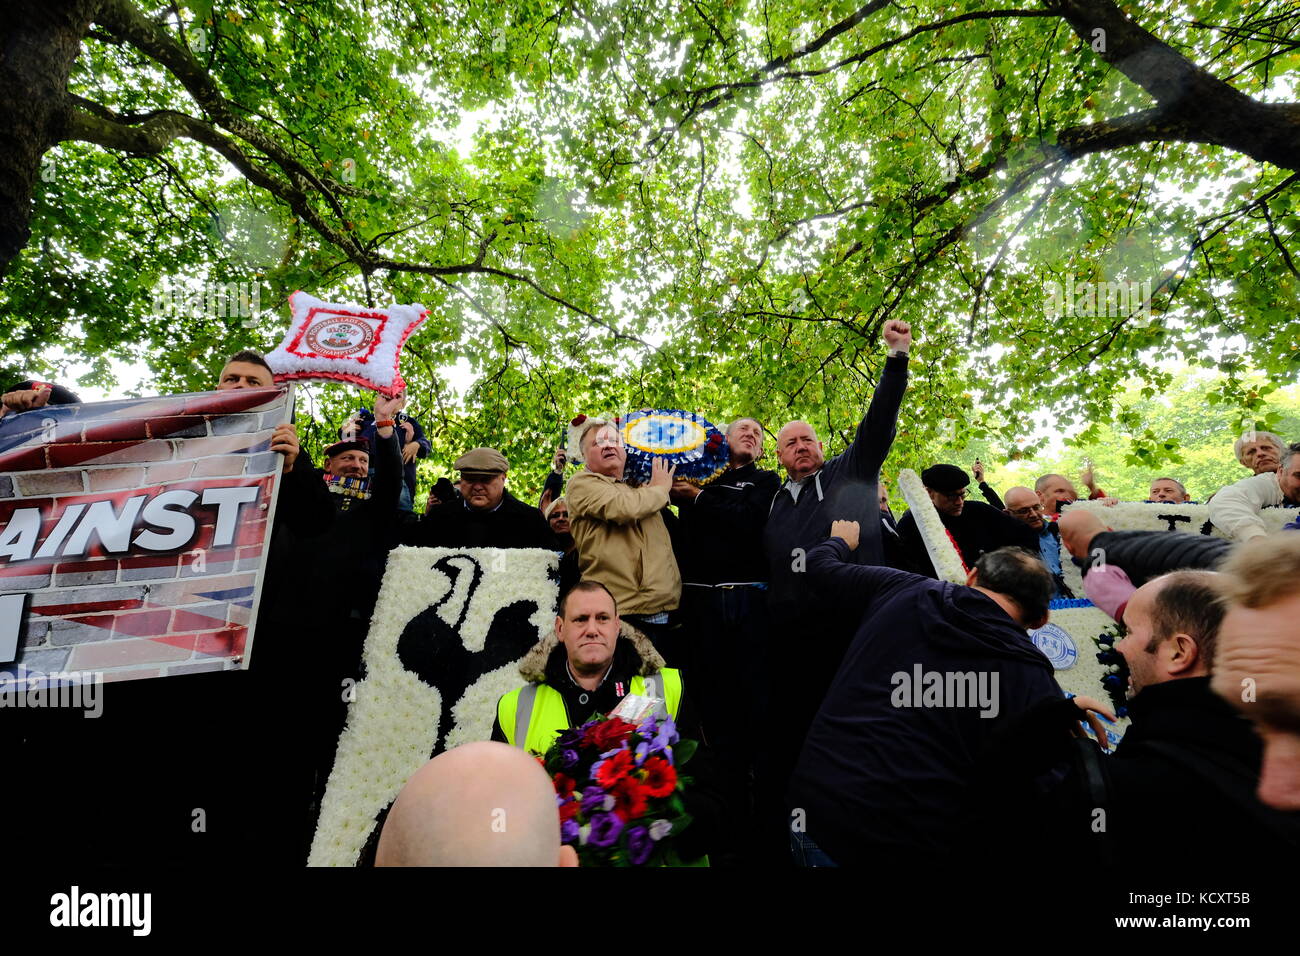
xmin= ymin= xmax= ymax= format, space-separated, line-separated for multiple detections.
xmin=897 ymin=463 xmax=1040 ymax=574
xmin=402 ymin=446 xmax=554 ymax=550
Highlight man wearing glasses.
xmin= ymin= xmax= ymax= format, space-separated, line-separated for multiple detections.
xmin=1003 ymin=486 xmax=1074 ymax=598
xmin=898 ymin=464 xmax=1040 ymax=576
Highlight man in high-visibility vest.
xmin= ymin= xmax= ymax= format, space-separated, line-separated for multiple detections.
xmin=491 ymin=580 xmax=726 ymax=863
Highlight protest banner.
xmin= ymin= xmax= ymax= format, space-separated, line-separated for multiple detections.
xmin=0 ymin=387 xmax=291 ymax=688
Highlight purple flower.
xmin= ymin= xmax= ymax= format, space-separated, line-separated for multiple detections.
xmin=651 ymin=716 xmax=679 ymax=753
xmin=581 ymin=786 xmax=608 ymax=813
xmin=634 ymin=741 xmax=651 ymax=766
xmin=561 ymin=748 xmax=580 ymax=769
xmin=560 ymin=818 xmax=579 ymax=844
xmin=626 ymin=825 xmax=653 ymax=865
xmin=648 ymin=819 xmax=673 ymax=841
xmin=556 ymin=728 xmax=582 ymax=750
xmin=587 ymin=812 xmax=624 ymax=848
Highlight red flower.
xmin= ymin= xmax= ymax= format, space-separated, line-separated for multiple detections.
xmin=558 ymin=797 xmax=580 ymax=821
xmin=553 ymin=772 xmax=577 ymax=798
xmin=611 ymin=776 xmax=648 ymax=821
xmin=571 ymin=414 xmax=588 ymax=426
xmin=639 ymin=756 xmax=677 ymax=798
xmin=594 ymin=749 xmax=634 ymax=788
xmin=582 ymin=717 xmax=636 ymax=752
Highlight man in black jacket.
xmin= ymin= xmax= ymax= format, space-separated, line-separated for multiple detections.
xmin=294 ymin=398 xmax=407 ymax=812
xmin=898 ymin=464 xmax=1040 ymax=574
xmin=760 ymin=320 xmax=912 ymax=856
xmin=991 ymin=570 xmax=1300 ymax=880
xmin=403 ymin=446 xmax=553 ymax=550
xmin=788 ymin=521 xmax=1064 ymax=868
xmin=669 ymin=418 xmax=780 ymax=746
xmin=667 ymin=417 xmax=780 ymax=860
xmin=10 ymin=352 xmax=342 ymax=866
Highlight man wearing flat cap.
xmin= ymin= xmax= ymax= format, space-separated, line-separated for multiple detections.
xmin=897 ymin=463 xmax=1040 ymax=575
xmin=402 ymin=446 xmax=554 ymax=550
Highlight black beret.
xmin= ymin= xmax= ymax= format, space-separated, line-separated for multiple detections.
xmin=921 ymin=464 xmax=970 ymax=493
xmin=324 ymin=439 xmax=370 ymax=458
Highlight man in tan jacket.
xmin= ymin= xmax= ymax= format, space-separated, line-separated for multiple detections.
xmin=566 ymin=419 xmax=682 ymax=660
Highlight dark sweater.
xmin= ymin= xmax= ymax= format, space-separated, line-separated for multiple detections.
xmin=760 ymin=354 xmax=909 ymax=773
xmin=763 ymin=353 xmax=909 ymax=614
xmin=789 ymin=536 xmax=1061 ymax=866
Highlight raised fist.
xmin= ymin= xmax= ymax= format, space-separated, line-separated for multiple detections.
xmin=883 ymin=320 xmax=912 ymax=352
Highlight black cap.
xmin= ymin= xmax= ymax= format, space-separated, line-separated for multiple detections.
xmin=324 ymin=439 xmax=370 ymax=458
xmin=921 ymin=464 xmax=970 ymax=494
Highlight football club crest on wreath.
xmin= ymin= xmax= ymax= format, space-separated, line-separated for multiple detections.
xmin=567 ymin=409 xmax=731 ymax=486
xmin=304 ymin=316 xmax=377 ymax=358
xmin=1027 ymin=622 xmax=1078 ymax=670
xmin=266 ymin=291 xmax=427 ymax=396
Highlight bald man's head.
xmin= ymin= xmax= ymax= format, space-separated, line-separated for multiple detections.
xmin=376 ymin=741 xmax=578 ymax=867
xmin=776 ymin=420 xmax=825 ymax=480
xmin=1003 ymin=486 xmax=1046 ymax=530
xmin=1057 ymin=508 xmax=1107 ymax=559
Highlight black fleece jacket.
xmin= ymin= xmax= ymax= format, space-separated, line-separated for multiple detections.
xmin=789 ymin=536 xmax=1061 ymax=866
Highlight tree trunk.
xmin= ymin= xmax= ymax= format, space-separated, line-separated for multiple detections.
xmin=0 ymin=0 xmax=98 ymax=278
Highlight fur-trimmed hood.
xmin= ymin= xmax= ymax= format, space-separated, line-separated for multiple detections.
xmin=517 ymin=620 xmax=665 ymax=683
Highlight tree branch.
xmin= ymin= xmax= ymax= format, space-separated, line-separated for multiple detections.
xmin=1042 ymin=0 xmax=1300 ymax=170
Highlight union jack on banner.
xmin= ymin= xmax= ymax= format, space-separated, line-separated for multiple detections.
xmin=0 ymin=387 xmax=292 ymax=688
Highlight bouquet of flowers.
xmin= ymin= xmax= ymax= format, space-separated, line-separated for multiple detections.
xmin=542 ymin=712 xmax=697 ymax=866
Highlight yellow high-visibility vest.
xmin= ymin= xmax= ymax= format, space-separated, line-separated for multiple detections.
xmin=497 ymin=669 xmax=683 ymax=755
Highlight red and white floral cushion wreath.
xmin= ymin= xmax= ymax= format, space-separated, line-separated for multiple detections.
xmin=265 ymin=291 xmax=428 ymax=396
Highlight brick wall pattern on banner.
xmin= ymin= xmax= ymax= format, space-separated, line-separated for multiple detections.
xmin=0 ymin=387 xmax=291 ymax=688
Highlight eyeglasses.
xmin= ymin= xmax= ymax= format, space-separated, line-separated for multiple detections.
xmin=1009 ymin=503 xmax=1045 ymax=516
xmin=549 ymin=511 xmax=569 ymax=521
xmin=938 ymin=488 xmax=969 ymax=501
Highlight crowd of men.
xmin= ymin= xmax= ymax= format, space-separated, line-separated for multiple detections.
xmin=3 ymin=325 xmax=1299 ymax=873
